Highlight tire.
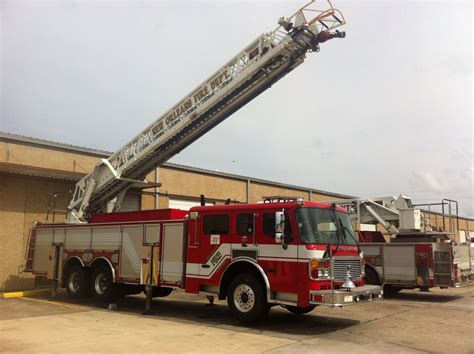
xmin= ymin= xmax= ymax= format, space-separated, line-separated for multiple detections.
xmin=227 ymin=273 xmax=270 ymax=324
xmin=65 ymin=264 xmax=90 ymax=299
xmin=384 ymin=284 xmax=402 ymax=295
xmin=90 ymin=265 xmax=119 ymax=301
xmin=146 ymin=287 xmax=174 ymax=298
xmin=364 ymin=266 xmax=381 ymax=285
xmin=284 ymin=305 xmax=316 ymax=315
xmin=121 ymin=284 xmax=144 ymax=296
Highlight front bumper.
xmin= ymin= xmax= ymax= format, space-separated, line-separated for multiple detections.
xmin=309 ymin=285 xmax=383 ymax=307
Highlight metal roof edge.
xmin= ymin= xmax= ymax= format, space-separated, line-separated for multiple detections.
xmin=162 ymin=162 xmax=355 ymax=199
xmin=0 ymin=131 xmax=112 ymax=157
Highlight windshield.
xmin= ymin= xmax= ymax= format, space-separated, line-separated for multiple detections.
xmin=295 ymin=207 xmax=358 ymax=245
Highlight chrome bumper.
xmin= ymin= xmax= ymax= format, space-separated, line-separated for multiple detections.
xmin=309 ymin=285 xmax=383 ymax=307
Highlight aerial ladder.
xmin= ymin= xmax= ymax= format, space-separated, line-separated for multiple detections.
xmin=67 ymin=0 xmax=346 ymax=223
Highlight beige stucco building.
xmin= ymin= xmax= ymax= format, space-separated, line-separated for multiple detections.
xmin=1 ymin=132 xmax=473 ymax=291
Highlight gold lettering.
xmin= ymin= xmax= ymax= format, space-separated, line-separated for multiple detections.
xmin=152 ymin=121 xmax=164 ymax=135
xmin=193 ymin=86 xmax=209 ymax=104
xmin=210 ymin=73 xmax=228 ymax=91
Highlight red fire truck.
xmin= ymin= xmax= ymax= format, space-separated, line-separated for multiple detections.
xmin=332 ymin=196 xmax=472 ymax=293
xmin=28 ymin=199 xmax=381 ymax=323
xmin=25 ymin=1 xmax=382 ymax=323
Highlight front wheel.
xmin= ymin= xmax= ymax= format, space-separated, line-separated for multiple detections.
xmin=364 ymin=266 xmax=381 ymax=285
xmin=284 ymin=305 xmax=316 ymax=315
xmin=227 ymin=273 xmax=269 ymax=324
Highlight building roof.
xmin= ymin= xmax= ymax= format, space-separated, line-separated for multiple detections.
xmin=0 ymin=162 xmax=85 ymax=181
xmin=0 ymin=131 xmax=354 ymax=199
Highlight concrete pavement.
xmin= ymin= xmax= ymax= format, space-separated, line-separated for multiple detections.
xmin=1 ymin=285 xmax=473 ymax=353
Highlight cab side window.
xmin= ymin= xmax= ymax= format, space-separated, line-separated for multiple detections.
xmin=263 ymin=212 xmax=293 ymax=242
xmin=284 ymin=211 xmax=294 ymax=243
xmin=237 ymin=213 xmax=254 ymax=235
xmin=263 ymin=213 xmax=275 ymax=236
xmin=204 ymin=214 xmax=229 ymax=234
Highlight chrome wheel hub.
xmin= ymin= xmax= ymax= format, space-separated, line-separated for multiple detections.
xmin=233 ymin=284 xmax=255 ymax=313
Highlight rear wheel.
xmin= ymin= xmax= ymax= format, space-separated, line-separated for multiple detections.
xmin=227 ymin=273 xmax=269 ymax=324
xmin=65 ymin=265 xmax=90 ymax=299
xmin=90 ymin=265 xmax=119 ymax=301
xmin=284 ymin=305 xmax=316 ymax=315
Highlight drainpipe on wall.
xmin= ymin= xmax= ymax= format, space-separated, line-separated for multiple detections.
xmin=154 ymin=167 xmax=160 ymax=210
xmin=246 ymin=179 xmax=251 ymax=203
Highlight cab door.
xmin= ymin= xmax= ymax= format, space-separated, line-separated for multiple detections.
xmin=257 ymin=210 xmax=298 ymax=296
xmin=187 ymin=212 xmax=232 ymax=279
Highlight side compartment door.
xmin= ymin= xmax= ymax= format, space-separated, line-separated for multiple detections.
xmin=452 ymin=243 xmax=472 ymax=285
xmin=47 ymin=228 xmax=66 ymax=281
xmin=33 ymin=228 xmax=54 ymax=274
xmin=383 ymin=245 xmax=416 ymax=284
xmin=141 ymin=224 xmax=161 ymax=286
xmin=160 ymin=223 xmax=184 ymax=286
xmin=120 ymin=225 xmax=143 ymax=282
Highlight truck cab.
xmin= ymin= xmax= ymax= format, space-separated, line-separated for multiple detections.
xmin=185 ymin=199 xmax=382 ymax=322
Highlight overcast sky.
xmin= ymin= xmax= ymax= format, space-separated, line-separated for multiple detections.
xmin=1 ymin=0 xmax=472 ymax=217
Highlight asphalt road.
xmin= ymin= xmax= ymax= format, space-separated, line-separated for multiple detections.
xmin=1 ymin=285 xmax=473 ymax=353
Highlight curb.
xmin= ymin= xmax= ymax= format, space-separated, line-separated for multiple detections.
xmin=2 ymin=289 xmax=50 ymax=298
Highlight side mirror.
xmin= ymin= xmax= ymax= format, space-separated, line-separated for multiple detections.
xmin=275 ymin=211 xmax=285 ymax=233
xmin=275 ymin=233 xmax=284 ymax=244
xmin=275 ymin=211 xmax=287 ymax=249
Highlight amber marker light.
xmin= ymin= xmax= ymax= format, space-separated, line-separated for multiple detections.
xmin=310 ymin=259 xmax=319 ymax=279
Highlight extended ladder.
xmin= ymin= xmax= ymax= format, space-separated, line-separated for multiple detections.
xmin=67 ymin=0 xmax=346 ymax=222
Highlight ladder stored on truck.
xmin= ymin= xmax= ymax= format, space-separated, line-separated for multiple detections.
xmin=67 ymin=1 xmax=346 ymax=223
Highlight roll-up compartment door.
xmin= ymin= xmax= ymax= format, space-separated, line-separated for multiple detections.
xmin=160 ymin=223 xmax=184 ymax=285
xmin=120 ymin=226 xmax=143 ymax=280
xmin=383 ymin=245 xmax=416 ymax=282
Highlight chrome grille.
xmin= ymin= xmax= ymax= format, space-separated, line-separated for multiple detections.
xmin=333 ymin=258 xmax=362 ymax=280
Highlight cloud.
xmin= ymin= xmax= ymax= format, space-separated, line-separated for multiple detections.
xmin=2 ymin=0 xmax=472 ymax=218
xmin=411 ymin=172 xmax=444 ymax=193
xmin=410 ymin=170 xmax=472 ymax=197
